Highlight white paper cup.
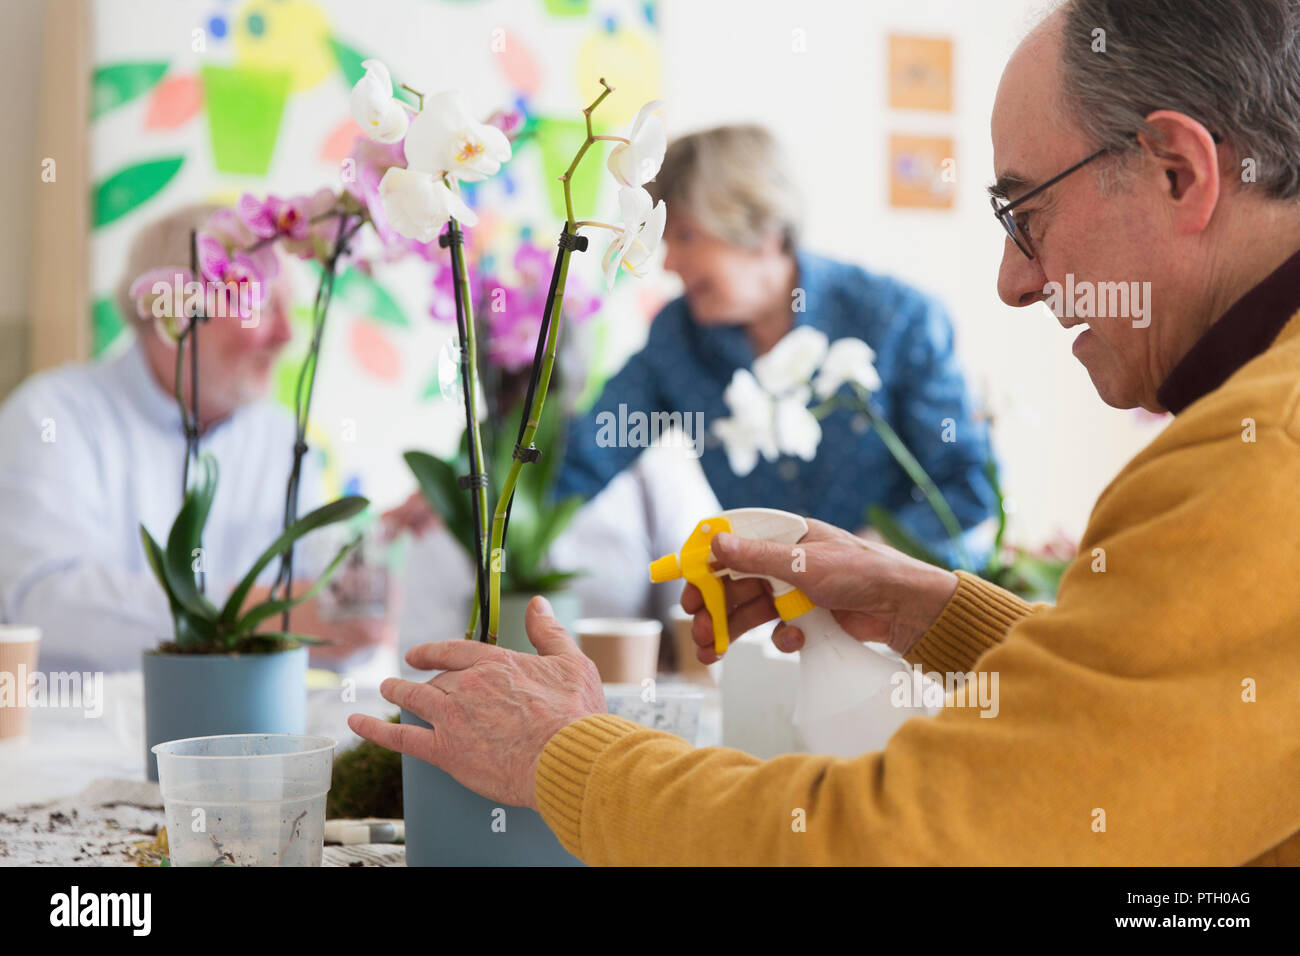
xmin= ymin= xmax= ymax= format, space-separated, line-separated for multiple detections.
xmin=0 ymin=626 xmax=41 ymax=739
xmin=576 ymin=618 xmax=661 ymax=685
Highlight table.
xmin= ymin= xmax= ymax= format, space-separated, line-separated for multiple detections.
xmin=0 ymin=670 xmax=721 ymax=865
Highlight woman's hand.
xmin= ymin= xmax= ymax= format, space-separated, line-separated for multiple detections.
xmin=680 ymin=519 xmax=957 ymax=662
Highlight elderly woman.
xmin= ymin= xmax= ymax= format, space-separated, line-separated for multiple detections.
xmin=555 ymin=125 xmax=997 ymax=564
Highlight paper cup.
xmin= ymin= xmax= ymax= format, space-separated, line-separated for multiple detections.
xmin=576 ymin=618 xmax=661 ymax=685
xmin=0 ymin=626 xmax=41 ymax=739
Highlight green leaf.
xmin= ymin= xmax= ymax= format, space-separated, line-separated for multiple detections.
xmin=92 ymin=61 xmax=169 ymax=118
xmin=247 ymin=631 xmax=326 ymax=647
xmin=524 ymin=570 xmax=580 ymax=593
xmin=93 ymin=157 xmax=184 ymax=227
xmin=141 ymin=524 xmax=215 ymax=647
xmin=405 ymin=450 xmax=476 ymax=559
xmin=220 ymin=496 xmax=370 ymax=627
xmin=234 ymin=536 xmax=362 ymax=635
xmin=163 ymin=456 xmax=222 ymax=622
xmin=92 ymin=297 xmax=127 ymax=356
xmin=335 ymin=267 xmax=409 ymax=327
xmin=865 ymin=506 xmax=946 ymax=569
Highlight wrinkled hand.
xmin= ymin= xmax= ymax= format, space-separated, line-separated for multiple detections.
xmin=347 ymin=596 xmax=606 ymax=810
xmin=381 ymin=490 xmax=440 ymax=539
xmin=682 ymin=519 xmax=957 ymax=663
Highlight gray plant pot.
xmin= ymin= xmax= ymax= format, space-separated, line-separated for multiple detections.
xmin=142 ymin=645 xmax=308 ymax=781
xmin=402 ymin=589 xmax=583 ymax=866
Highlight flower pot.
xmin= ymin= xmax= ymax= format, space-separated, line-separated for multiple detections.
xmin=486 ymin=590 xmax=581 ymax=654
xmin=142 ymin=645 xmax=308 ymax=781
xmin=401 ymin=589 xmax=583 ymax=865
xmin=153 ymin=733 xmax=335 ymax=866
xmin=400 ymin=710 xmax=581 ymax=866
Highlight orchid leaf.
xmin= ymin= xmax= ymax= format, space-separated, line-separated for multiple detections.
xmin=866 ymin=505 xmax=945 ymax=569
xmin=234 ymin=535 xmax=362 ymax=635
xmin=405 ymin=450 xmax=476 ymax=558
xmin=220 ymin=496 xmax=369 ymax=627
xmin=162 ymin=455 xmax=222 ymax=622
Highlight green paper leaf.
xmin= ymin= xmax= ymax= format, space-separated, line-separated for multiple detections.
xmin=335 ymin=267 xmax=409 ymax=327
xmin=92 ymin=296 xmax=127 ymax=355
xmin=544 ymin=0 xmax=590 ymax=16
xmin=533 ymin=116 xmax=607 ymax=221
xmin=328 ymin=36 xmax=416 ymax=107
xmin=93 ymin=156 xmax=184 ymax=227
xmin=92 ymin=61 xmax=169 ymax=119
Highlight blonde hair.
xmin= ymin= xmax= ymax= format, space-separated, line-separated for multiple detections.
xmin=645 ymin=124 xmax=802 ymax=253
xmin=115 ymin=203 xmax=223 ymax=329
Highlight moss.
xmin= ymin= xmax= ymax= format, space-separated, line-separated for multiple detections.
xmin=327 ymin=714 xmax=403 ymax=820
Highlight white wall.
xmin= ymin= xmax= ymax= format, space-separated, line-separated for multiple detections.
xmin=651 ymin=0 xmax=1169 ymax=546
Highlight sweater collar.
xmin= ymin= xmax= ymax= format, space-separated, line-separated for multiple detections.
xmin=1156 ymin=246 xmax=1300 ymax=414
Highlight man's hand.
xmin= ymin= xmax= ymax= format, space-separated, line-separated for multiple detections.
xmin=381 ymin=491 xmax=439 ymax=539
xmin=682 ymin=519 xmax=958 ymax=663
xmin=347 ymin=596 xmax=606 ymax=810
xmin=243 ymin=583 xmax=396 ymax=664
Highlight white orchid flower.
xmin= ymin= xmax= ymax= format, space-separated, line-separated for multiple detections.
xmin=350 ymin=59 xmax=409 ymax=144
xmin=404 ymin=91 xmax=512 ymax=183
xmin=813 ymin=337 xmax=882 ymax=399
xmin=774 ymin=385 xmax=823 ymax=461
xmin=378 ymin=167 xmax=477 ymax=241
xmin=601 ymin=186 xmax=667 ymax=289
xmin=753 ymin=326 xmax=829 ymax=396
xmin=607 ymin=100 xmax=667 ymax=187
xmin=711 ymin=369 xmax=779 ymax=476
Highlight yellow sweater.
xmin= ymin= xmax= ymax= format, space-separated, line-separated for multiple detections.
xmin=535 ymin=309 xmax=1300 ymax=866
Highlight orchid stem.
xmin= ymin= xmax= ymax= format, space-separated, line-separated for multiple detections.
xmin=559 ymin=78 xmax=614 ymax=225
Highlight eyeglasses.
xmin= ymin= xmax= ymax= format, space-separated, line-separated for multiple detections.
xmin=991 ymin=130 xmax=1223 ymax=260
xmin=989 ymin=146 xmax=1110 ymax=260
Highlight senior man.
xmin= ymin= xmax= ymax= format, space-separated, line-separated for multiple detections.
xmin=0 ymin=204 xmax=394 ymax=672
xmin=351 ymin=0 xmax=1300 ymax=865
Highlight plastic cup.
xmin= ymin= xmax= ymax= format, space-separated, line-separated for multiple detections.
xmin=0 ymin=626 xmax=40 ymax=739
xmin=577 ymin=618 xmax=661 ymax=684
xmin=603 ymin=683 xmax=704 ymax=743
xmin=152 ymin=734 xmax=335 ymax=867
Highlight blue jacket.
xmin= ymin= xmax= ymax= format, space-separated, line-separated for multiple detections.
xmin=556 ymin=248 xmax=999 ymax=567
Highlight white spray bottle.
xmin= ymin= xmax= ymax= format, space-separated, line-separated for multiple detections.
xmin=650 ymin=507 xmax=910 ymax=757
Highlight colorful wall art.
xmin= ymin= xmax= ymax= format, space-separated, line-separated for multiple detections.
xmin=88 ymin=0 xmax=661 ymax=507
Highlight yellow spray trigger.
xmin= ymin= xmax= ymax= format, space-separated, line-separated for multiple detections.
xmin=649 ymin=515 xmax=733 ymax=656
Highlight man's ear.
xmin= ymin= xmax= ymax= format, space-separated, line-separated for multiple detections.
xmin=1137 ymin=110 xmax=1222 ymax=235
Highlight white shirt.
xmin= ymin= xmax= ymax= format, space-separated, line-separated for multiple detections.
xmin=0 ymin=341 xmax=320 ymax=674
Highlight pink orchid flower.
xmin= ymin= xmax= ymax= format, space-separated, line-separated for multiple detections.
xmin=196 ymin=233 xmax=265 ymax=321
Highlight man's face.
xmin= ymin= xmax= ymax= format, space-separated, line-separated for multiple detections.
xmin=991 ymin=17 xmax=1182 ymax=410
xmin=660 ymin=214 xmax=786 ymax=325
xmin=198 ymin=273 xmax=294 ymax=412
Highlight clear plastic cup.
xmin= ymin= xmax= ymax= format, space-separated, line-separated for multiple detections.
xmin=152 ymin=734 xmax=336 ymax=867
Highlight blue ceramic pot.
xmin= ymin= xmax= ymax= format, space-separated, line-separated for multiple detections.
xmin=142 ymin=646 xmax=308 ymax=781
xmin=400 ymin=710 xmax=581 ymax=866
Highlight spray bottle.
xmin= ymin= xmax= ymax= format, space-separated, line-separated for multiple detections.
xmin=650 ymin=507 xmax=910 ymax=757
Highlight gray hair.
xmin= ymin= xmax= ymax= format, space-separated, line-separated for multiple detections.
xmin=1058 ymin=0 xmax=1300 ymax=200
xmin=115 ymin=203 xmax=223 ymax=329
xmin=645 ymin=124 xmax=802 ymax=253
